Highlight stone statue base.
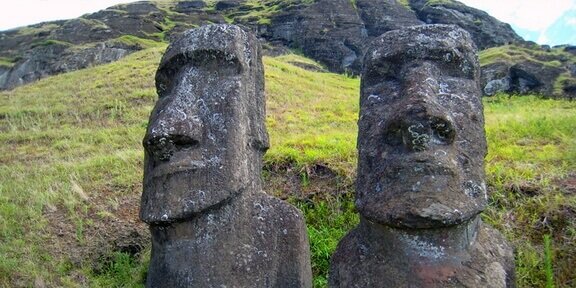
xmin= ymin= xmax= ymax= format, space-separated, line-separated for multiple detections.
xmin=329 ymin=216 xmax=515 ymax=287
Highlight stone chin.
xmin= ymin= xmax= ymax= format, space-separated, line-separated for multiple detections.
xmin=140 ymin=162 xmax=245 ymax=224
xmin=356 ymin=157 xmax=487 ymax=229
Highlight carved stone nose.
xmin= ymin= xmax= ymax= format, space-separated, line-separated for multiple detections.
xmin=385 ymin=115 xmax=455 ymax=152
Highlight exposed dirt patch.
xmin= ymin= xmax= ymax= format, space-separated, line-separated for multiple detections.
xmin=504 ymin=181 xmax=541 ymax=197
xmin=263 ymin=163 xmax=353 ymax=200
xmin=554 ymin=173 xmax=576 ymax=195
xmin=44 ymin=183 xmax=149 ymax=275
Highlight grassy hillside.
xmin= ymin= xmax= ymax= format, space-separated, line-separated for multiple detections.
xmin=1 ymin=46 xmax=575 ymax=287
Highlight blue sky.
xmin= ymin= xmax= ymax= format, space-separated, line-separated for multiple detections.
xmin=0 ymin=0 xmax=574 ymax=46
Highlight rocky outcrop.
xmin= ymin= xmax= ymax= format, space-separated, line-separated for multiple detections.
xmin=480 ymin=44 xmax=576 ymax=98
xmin=357 ymin=0 xmax=423 ymax=37
xmin=265 ymin=0 xmax=366 ymax=73
xmin=263 ymin=0 xmax=523 ymax=74
xmin=0 ymin=39 xmax=142 ymax=90
xmin=1 ymin=0 xmax=528 ymax=90
xmin=409 ymin=0 xmax=523 ymax=50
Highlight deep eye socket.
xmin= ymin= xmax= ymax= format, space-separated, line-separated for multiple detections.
xmin=155 ymin=68 xmax=176 ymax=98
xmin=362 ymin=61 xmax=400 ymax=88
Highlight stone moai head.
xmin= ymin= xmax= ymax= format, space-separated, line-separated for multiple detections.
xmin=140 ymin=24 xmax=269 ymax=224
xmin=356 ymin=25 xmax=487 ymax=229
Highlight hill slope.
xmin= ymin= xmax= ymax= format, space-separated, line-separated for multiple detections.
xmin=0 ymin=0 xmax=523 ymax=90
xmin=1 ymin=45 xmax=576 ymax=287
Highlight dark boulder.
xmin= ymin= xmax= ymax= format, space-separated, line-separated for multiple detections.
xmin=52 ymin=18 xmax=118 ymax=44
xmin=482 ymin=62 xmax=511 ymax=96
xmin=356 ymin=0 xmax=423 ymax=37
xmin=479 ymin=44 xmax=574 ymax=98
xmin=482 ymin=61 xmax=564 ymax=97
xmin=215 ymin=0 xmax=243 ymax=11
xmin=84 ymin=2 xmax=165 ymax=40
xmin=410 ymin=0 xmax=523 ymax=50
xmin=266 ymin=0 xmax=366 ymax=73
xmin=174 ymin=1 xmax=206 ymax=13
xmin=564 ymin=45 xmax=576 ymax=55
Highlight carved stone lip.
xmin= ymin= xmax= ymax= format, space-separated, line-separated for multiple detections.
xmin=379 ymin=157 xmax=458 ymax=178
xmin=150 ymin=157 xmax=206 ymax=179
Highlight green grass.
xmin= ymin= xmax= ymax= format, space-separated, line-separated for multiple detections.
xmin=397 ymin=0 xmax=411 ymax=9
xmin=483 ymin=94 xmax=576 ymax=287
xmin=224 ymin=0 xmax=316 ymax=26
xmin=264 ymin=54 xmax=359 ymax=175
xmin=479 ymin=44 xmax=572 ymax=67
xmin=16 ymin=23 xmax=61 ymax=36
xmin=0 ymin=57 xmax=15 ymax=68
xmin=108 ymin=35 xmax=164 ymax=49
xmin=1 ymin=45 xmax=575 ymax=287
xmin=30 ymin=39 xmax=72 ymax=49
xmin=544 ymin=234 xmax=555 ymax=288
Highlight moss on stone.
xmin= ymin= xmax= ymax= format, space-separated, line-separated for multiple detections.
xmin=16 ymin=23 xmax=61 ymax=36
xmin=29 ymin=39 xmax=72 ymax=49
xmin=479 ymin=45 xmax=575 ymax=67
xmin=397 ymin=0 xmax=411 ymax=9
xmin=225 ymin=0 xmax=316 ymax=26
xmin=109 ymin=35 xmax=164 ymax=49
xmin=0 ymin=57 xmax=15 ymax=68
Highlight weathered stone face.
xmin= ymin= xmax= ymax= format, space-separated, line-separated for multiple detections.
xmin=140 ymin=25 xmax=312 ymax=287
xmin=356 ymin=25 xmax=487 ymax=228
xmin=140 ymin=25 xmax=268 ymax=224
xmin=330 ymin=25 xmax=515 ymax=288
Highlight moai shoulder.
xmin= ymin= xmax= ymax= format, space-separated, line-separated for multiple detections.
xmin=329 ymin=25 xmax=515 ymax=287
xmin=140 ymin=24 xmax=312 ymax=288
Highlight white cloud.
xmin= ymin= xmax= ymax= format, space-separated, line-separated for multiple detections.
xmin=567 ymin=17 xmax=576 ymax=26
xmin=459 ymin=0 xmax=575 ymax=31
xmin=537 ymin=32 xmax=549 ymax=45
xmin=0 ymin=0 xmax=140 ymax=31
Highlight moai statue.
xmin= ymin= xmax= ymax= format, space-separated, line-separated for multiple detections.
xmin=329 ymin=25 xmax=515 ymax=287
xmin=140 ymin=24 xmax=312 ymax=288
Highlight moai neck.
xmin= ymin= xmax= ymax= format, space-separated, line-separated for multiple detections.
xmin=359 ymin=215 xmax=480 ymax=262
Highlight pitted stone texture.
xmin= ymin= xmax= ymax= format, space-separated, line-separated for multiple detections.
xmin=329 ymin=217 xmax=515 ymax=287
xmin=141 ymin=24 xmax=268 ymax=223
xmin=140 ymin=24 xmax=312 ymax=287
xmin=356 ymin=25 xmax=487 ymax=229
xmin=329 ymin=25 xmax=514 ymax=287
xmin=147 ymin=192 xmax=311 ymax=288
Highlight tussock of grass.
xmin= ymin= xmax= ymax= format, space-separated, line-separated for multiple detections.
xmin=1 ymin=45 xmax=575 ymax=287
xmin=479 ymin=44 xmax=572 ymax=67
